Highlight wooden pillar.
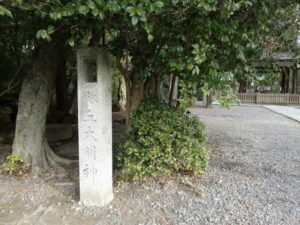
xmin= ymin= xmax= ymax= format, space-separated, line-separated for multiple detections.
xmin=292 ymin=66 xmax=297 ymax=94
xmin=288 ymin=67 xmax=293 ymax=93
xmin=285 ymin=67 xmax=290 ymax=93
xmin=281 ymin=68 xmax=286 ymax=93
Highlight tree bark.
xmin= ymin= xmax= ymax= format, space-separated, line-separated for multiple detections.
xmin=115 ymin=56 xmax=145 ymax=128
xmin=238 ymin=80 xmax=246 ymax=93
xmin=68 ymin=87 xmax=77 ymax=116
xmin=154 ymin=72 xmax=162 ymax=100
xmin=89 ymin=29 xmax=102 ymax=47
xmin=205 ymin=92 xmax=213 ymax=108
xmin=144 ymin=76 xmax=155 ymax=97
xmin=169 ymin=75 xmax=178 ymax=106
xmin=55 ymin=54 xmax=68 ymax=112
xmin=130 ymin=78 xmax=145 ymax=111
xmin=119 ymin=75 xmax=126 ymax=111
xmin=12 ymin=39 xmax=72 ymax=174
xmin=123 ymin=76 xmax=145 ymax=128
xmin=124 ymin=76 xmax=131 ymax=128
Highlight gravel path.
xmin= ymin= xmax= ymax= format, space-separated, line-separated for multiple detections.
xmin=189 ymin=105 xmax=300 ymax=225
xmin=0 ymin=105 xmax=299 ymax=225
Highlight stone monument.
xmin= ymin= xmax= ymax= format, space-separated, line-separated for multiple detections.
xmin=77 ymin=48 xmax=113 ymax=206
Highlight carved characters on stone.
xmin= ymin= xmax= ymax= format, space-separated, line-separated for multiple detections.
xmin=84 ymin=107 xmax=97 ymax=123
xmin=84 ymin=145 xmax=96 ymax=160
xmin=82 ymin=164 xmax=98 ymax=184
xmin=84 ymin=125 xmax=98 ymax=142
xmin=83 ymin=85 xmax=98 ymax=104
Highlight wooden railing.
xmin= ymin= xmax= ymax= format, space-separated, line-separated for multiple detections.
xmin=236 ymin=93 xmax=300 ymax=104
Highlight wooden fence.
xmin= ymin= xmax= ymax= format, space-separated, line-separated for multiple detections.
xmin=236 ymin=93 xmax=300 ymax=104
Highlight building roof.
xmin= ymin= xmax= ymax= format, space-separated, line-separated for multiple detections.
xmin=261 ymin=52 xmax=296 ymax=61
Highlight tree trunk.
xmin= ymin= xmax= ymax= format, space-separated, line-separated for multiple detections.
xmin=144 ymin=76 xmax=155 ymax=97
xmin=119 ymin=75 xmax=127 ymax=111
xmin=124 ymin=77 xmax=145 ymax=128
xmin=168 ymin=74 xmax=173 ymax=100
xmin=115 ymin=56 xmax=145 ymax=128
xmin=238 ymin=80 xmax=246 ymax=93
xmin=12 ymin=40 xmax=72 ymax=174
xmin=89 ymin=29 xmax=102 ymax=47
xmin=130 ymin=78 xmax=145 ymax=110
xmin=55 ymin=54 xmax=68 ymax=112
xmin=205 ymin=92 xmax=213 ymax=108
xmin=123 ymin=76 xmax=131 ymax=128
xmin=68 ymin=87 xmax=77 ymax=116
xmin=154 ymin=72 xmax=162 ymax=100
xmin=169 ymin=75 xmax=178 ymax=106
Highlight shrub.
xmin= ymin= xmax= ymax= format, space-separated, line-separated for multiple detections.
xmin=1 ymin=155 xmax=30 ymax=175
xmin=117 ymin=99 xmax=209 ymax=181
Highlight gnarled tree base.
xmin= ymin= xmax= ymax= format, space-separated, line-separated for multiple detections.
xmin=12 ymin=36 xmax=76 ymax=175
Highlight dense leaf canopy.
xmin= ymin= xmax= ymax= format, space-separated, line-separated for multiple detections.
xmin=0 ymin=0 xmax=299 ymax=103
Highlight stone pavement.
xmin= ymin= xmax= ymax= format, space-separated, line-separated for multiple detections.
xmin=263 ymin=105 xmax=300 ymax=122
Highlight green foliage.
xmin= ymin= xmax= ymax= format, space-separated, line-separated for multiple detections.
xmin=36 ymin=26 xmax=54 ymax=42
xmin=0 ymin=0 xmax=298 ymax=174
xmin=0 ymin=5 xmax=12 ymax=17
xmin=1 ymin=155 xmax=29 ymax=175
xmin=36 ymin=29 xmax=51 ymax=42
xmin=254 ymin=72 xmax=281 ymax=93
xmin=177 ymin=80 xmax=198 ymax=109
xmin=117 ymin=99 xmax=209 ymax=181
xmin=2 ymin=0 xmax=300 ymax=105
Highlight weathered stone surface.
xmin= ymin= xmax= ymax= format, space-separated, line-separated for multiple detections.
xmin=77 ymin=48 xmax=113 ymax=207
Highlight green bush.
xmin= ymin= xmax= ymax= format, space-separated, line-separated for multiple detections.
xmin=1 ymin=155 xmax=30 ymax=175
xmin=117 ymin=99 xmax=209 ymax=181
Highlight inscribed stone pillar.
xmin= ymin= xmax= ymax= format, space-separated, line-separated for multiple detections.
xmin=77 ymin=48 xmax=113 ymax=207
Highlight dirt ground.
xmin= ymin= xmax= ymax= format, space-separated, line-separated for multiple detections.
xmin=0 ymin=112 xmax=129 ymax=225
xmin=0 ymin=106 xmax=299 ymax=225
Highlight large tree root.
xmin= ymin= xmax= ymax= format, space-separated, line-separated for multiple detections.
xmin=44 ymin=140 xmax=77 ymax=173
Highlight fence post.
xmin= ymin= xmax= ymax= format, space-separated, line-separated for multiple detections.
xmin=286 ymin=93 xmax=289 ymax=104
xmin=256 ymin=93 xmax=259 ymax=104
